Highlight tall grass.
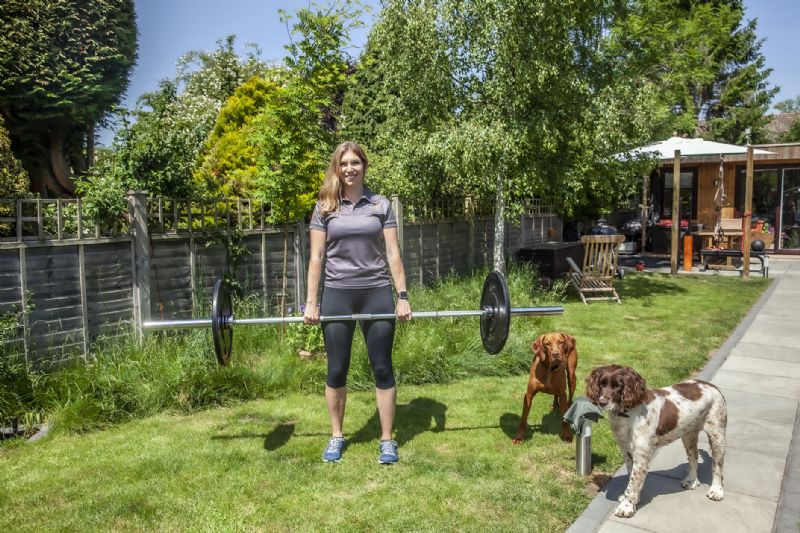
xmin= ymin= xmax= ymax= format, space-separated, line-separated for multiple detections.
xmin=6 ymin=265 xmax=769 ymax=438
xmin=7 ymin=266 xmax=557 ymax=434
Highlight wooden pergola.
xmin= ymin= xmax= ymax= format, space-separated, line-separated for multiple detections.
xmin=631 ymin=137 xmax=774 ymax=278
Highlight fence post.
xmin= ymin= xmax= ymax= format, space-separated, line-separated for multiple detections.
xmin=465 ymin=197 xmax=475 ymax=271
xmin=391 ymin=195 xmax=403 ymax=250
xmin=18 ymin=247 xmax=29 ymax=362
xmin=128 ymin=190 xmax=151 ymax=338
xmin=294 ymin=219 xmax=307 ymax=311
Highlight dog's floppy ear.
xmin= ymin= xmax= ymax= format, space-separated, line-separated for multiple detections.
xmin=531 ymin=335 xmax=544 ymax=361
xmin=585 ymin=366 xmax=604 ymax=404
xmin=560 ymin=332 xmax=576 ymax=354
xmin=620 ymin=367 xmax=648 ymax=409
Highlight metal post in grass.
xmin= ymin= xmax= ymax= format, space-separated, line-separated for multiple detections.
xmin=128 ymin=190 xmax=151 ymax=339
xmin=576 ymin=423 xmax=593 ymax=475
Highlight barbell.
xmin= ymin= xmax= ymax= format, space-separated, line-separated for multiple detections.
xmin=143 ymin=271 xmax=564 ymax=366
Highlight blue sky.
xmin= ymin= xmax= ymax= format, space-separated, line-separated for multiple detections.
xmin=100 ymin=0 xmax=800 ymax=145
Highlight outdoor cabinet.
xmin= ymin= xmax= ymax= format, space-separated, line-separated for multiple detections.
xmin=515 ymin=241 xmax=584 ymax=279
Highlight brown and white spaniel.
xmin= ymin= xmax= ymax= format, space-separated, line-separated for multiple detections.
xmin=586 ymin=365 xmax=727 ymax=518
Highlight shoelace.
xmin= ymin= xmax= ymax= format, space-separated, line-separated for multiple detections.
xmin=380 ymin=440 xmax=397 ymax=456
xmin=326 ymin=438 xmax=344 ymax=453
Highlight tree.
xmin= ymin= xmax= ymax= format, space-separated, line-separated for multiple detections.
xmin=193 ymin=76 xmax=279 ymax=197
xmin=350 ymin=0 xmax=655 ymax=271
xmin=0 ymin=115 xmax=29 ymax=198
xmin=775 ymin=96 xmax=800 ymax=114
xmin=250 ymin=1 xmax=361 ymax=313
xmin=771 ymin=95 xmax=800 ymax=143
xmin=78 ymin=36 xmax=270 ymax=214
xmin=0 ymin=0 xmax=137 ymax=196
xmin=608 ymin=0 xmax=777 ymax=144
xmin=194 ymin=2 xmax=362 ymax=201
xmin=780 ymin=119 xmax=800 ymax=143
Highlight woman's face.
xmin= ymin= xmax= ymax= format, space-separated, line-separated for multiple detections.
xmin=338 ymin=149 xmax=364 ymax=189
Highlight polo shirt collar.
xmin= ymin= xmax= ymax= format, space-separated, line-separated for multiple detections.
xmin=340 ymin=186 xmax=374 ymax=205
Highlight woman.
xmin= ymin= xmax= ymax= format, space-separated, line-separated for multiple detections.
xmin=304 ymin=141 xmax=411 ymax=464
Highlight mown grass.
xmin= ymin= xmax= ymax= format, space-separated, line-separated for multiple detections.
xmin=0 ymin=268 xmax=770 ymax=531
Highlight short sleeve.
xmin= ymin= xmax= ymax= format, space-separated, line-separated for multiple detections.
xmin=383 ymin=201 xmax=397 ymax=228
xmin=309 ymin=202 xmax=326 ymax=231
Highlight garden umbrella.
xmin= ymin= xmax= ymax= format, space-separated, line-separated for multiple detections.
xmin=627 ymin=137 xmax=774 ymax=275
xmin=631 ymin=136 xmax=774 ymax=159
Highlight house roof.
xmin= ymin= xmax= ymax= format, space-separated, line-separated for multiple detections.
xmin=764 ymin=112 xmax=800 ymax=141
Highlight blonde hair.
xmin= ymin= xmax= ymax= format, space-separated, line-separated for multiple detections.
xmin=318 ymin=141 xmax=369 ymax=216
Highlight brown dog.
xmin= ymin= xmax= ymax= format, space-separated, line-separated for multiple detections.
xmin=512 ymin=332 xmax=578 ymax=443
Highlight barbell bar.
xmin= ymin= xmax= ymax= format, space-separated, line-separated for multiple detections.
xmin=143 ymin=271 xmax=564 ymax=366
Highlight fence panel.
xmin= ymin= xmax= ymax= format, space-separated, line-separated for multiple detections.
xmin=0 ymin=250 xmax=23 ymax=355
xmin=24 ymin=246 xmax=84 ymax=362
xmin=261 ymin=229 xmax=298 ymax=313
xmin=84 ymin=242 xmax=134 ymax=341
xmin=1 ymin=194 xmax=559 ymax=364
xmin=150 ymin=238 xmax=193 ymax=321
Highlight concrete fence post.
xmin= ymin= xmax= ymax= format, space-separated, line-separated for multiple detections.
xmin=391 ymin=195 xmax=403 ymax=250
xmin=128 ymin=190 xmax=151 ymax=338
xmin=294 ymin=219 xmax=307 ymax=310
xmin=465 ymin=196 xmax=475 ymax=271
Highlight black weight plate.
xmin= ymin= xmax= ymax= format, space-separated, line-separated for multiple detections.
xmin=212 ymin=279 xmax=234 ymax=366
xmin=480 ymin=271 xmax=510 ymax=355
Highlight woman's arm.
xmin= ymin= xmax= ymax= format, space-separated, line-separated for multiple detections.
xmin=304 ymin=229 xmax=326 ymax=324
xmin=383 ymin=227 xmax=411 ymax=321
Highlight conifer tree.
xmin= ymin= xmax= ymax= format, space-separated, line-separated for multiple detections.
xmin=0 ymin=0 xmax=137 ymax=195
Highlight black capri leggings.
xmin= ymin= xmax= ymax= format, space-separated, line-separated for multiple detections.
xmin=321 ymin=285 xmax=396 ymax=390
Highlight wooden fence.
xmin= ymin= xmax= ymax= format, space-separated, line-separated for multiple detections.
xmin=0 ymin=193 xmax=560 ymax=365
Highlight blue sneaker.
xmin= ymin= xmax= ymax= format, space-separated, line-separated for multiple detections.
xmin=378 ymin=439 xmax=399 ymax=464
xmin=322 ymin=436 xmax=346 ymax=462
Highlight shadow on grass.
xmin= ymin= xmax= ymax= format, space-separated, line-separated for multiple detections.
xmin=614 ymin=275 xmax=690 ymax=300
xmin=350 ymin=397 xmax=448 ymax=446
xmin=211 ymin=398 xmax=451 ymax=450
xmin=499 ymin=408 xmax=570 ymax=442
xmin=210 ymin=422 xmax=328 ymax=450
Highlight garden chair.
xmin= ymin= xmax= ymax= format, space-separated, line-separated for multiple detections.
xmin=565 ymin=234 xmax=626 ymax=304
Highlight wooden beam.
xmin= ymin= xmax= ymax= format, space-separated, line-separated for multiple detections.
xmin=671 ymin=150 xmax=681 ymax=275
xmin=743 ymin=145 xmax=754 ymax=278
xmin=641 ymin=174 xmax=649 ymax=255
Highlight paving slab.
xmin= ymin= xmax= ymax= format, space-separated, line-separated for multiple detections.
xmin=723 ymin=415 xmax=795 ymax=457
xmin=595 ymin=521 xmax=658 ymax=533
xmin=598 ymin=474 xmax=775 ymax=533
xmin=722 ymin=354 xmax=800 ymax=380
xmin=774 ymin=407 xmax=800 ymax=533
xmin=646 ymin=437 xmax=788 ymax=502
xmin=752 ymin=296 xmax=800 ymax=312
xmin=739 ymin=325 xmax=800 ymax=350
xmin=720 ymin=388 xmax=799 ymax=425
xmin=728 ymin=342 xmax=800 ymax=363
xmin=713 ymin=368 xmax=800 ymax=400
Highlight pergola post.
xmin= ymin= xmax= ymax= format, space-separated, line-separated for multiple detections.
xmin=670 ymin=150 xmax=681 ymax=275
xmin=743 ymin=145 xmax=754 ymax=278
xmin=641 ymin=174 xmax=649 ymax=255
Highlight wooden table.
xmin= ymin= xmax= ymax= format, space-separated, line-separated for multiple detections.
xmin=693 ymin=230 xmax=774 ymax=250
xmin=693 ymin=230 xmax=742 ymax=269
xmin=694 ymin=230 xmax=741 ymax=250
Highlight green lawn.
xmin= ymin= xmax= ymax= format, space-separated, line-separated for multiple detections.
xmin=1 ymin=272 xmax=770 ymax=532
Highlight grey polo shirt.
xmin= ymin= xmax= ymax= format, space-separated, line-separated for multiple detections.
xmin=309 ymin=188 xmax=397 ymax=289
